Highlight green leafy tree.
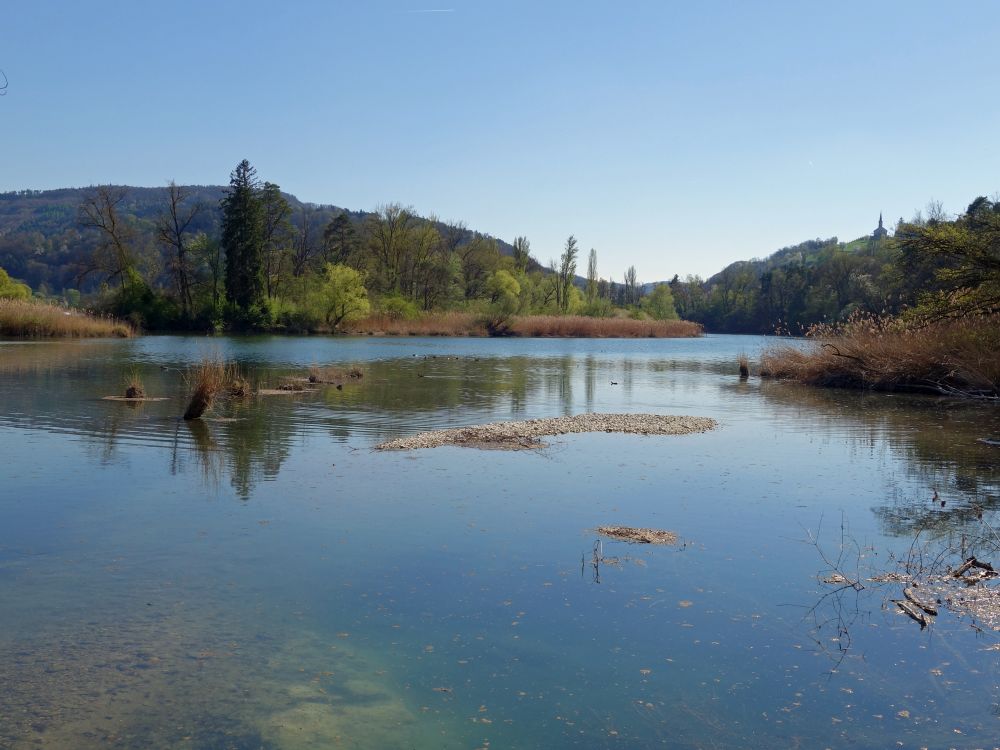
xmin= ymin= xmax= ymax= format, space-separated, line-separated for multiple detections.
xmin=641 ymin=283 xmax=679 ymax=320
xmin=899 ymin=196 xmax=1000 ymax=322
xmin=310 ymin=263 xmax=370 ymax=329
xmin=558 ymin=235 xmax=579 ymax=312
xmin=484 ymin=269 xmax=521 ymax=334
xmin=512 ymin=236 xmax=531 ymax=272
xmin=586 ymin=248 xmax=598 ymax=303
xmin=0 ymin=267 xmax=31 ymax=299
xmin=221 ymin=160 xmax=266 ymax=321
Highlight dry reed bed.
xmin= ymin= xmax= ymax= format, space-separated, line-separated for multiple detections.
xmin=342 ymin=312 xmax=484 ymax=336
xmin=343 ymin=312 xmax=702 ymax=338
xmin=508 ymin=316 xmax=702 ymax=338
xmin=0 ymin=299 xmax=133 ymax=338
xmin=760 ymin=315 xmax=1000 ymax=398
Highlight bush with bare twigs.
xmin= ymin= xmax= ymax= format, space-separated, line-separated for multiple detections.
xmin=760 ymin=313 xmax=1000 ymax=399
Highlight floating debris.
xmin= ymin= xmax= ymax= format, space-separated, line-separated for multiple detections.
xmin=597 ymin=526 xmax=678 ymax=545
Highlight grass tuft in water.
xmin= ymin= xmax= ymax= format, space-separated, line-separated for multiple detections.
xmin=124 ymin=368 xmax=145 ymax=399
xmin=183 ymin=358 xmax=227 ymax=420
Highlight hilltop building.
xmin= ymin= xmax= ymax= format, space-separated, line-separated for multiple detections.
xmin=872 ymin=213 xmax=888 ymax=240
xmin=867 ymin=213 xmax=889 ymax=256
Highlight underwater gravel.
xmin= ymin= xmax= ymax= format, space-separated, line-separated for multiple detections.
xmin=375 ymin=413 xmax=717 ymax=451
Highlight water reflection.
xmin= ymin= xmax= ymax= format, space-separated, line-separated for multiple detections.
xmin=4 ymin=336 xmax=1000 ymax=748
xmin=756 ymin=381 xmax=1000 ymax=538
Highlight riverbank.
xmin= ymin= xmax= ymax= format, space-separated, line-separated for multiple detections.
xmin=343 ymin=312 xmax=702 ymax=338
xmin=0 ymin=299 xmax=134 ymax=338
xmin=759 ymin=315 xmax=1000 ymax=399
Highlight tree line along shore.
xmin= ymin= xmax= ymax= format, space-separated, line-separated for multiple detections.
xmin=0 ymin=160 xmax=689 ymax=337
xmin=2 ymin=167 xmax=997 ymax=398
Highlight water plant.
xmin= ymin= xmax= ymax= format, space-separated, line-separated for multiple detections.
xmin=738 ymin=352 xmax=750 ymax=379
xmin=226 ymin=364 xmax=252 ymax=398
xmin=183 ymin=358 xmax=227 ymax=420
xmin=124 ymin=368 xmax=145 ymax=399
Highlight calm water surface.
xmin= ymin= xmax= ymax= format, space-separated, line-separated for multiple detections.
xmin=1 ymin=334 xmax=999 ymax=748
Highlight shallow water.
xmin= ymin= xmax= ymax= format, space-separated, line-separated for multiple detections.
xmin=1 ymin=334 xmax=1000 ymax=748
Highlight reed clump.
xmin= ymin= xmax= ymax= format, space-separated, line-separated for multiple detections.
xmin=183 ymin=358 xmax=227 ymax=420
xmin=0 ymin=299 xmax=133 ymax=338
xmin=226 ymin=364 xmax=252 ymax=398
xmin=342 ymin=312 xmax=484 ymax=336
xmin=737 ymin=352 xmax=750 ymax=379
xmin=760 ymin=313 xmax=1000 ymax=399
xmin=124 ymin=368 xmax=145 ymax=399
xmin=342 ymin=312 xmax=702 ymax=338
xmin=507 ymin=315 xmax=703 ymax=338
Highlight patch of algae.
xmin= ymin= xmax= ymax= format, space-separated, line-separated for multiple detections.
xmin=0 ymin=602 xmax=432 ymax=750
xmin=257 ymin=635 xmax=425 ymax=750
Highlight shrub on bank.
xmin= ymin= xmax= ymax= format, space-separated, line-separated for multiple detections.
xmin=760 ymin=314 xmax=1000 ymax=398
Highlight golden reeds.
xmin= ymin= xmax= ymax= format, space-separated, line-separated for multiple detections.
xmin=760 ymin=314 xmax=1000 ymax=398
xmin=341 ymin=312 xmax=703 ymax=338
xmin=0 ymin=299 xmax=133 ymax=338
xmin=183 ymin=358 xmax=227 ymax=420
xmin=124 ymin=368 xmax=145 ymax=399
xmin=508 ymin=315 xmax=703 ymax=338
xmin=342 ymin=312 xmax=484 ymax=336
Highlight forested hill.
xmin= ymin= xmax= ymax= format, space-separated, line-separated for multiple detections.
xmin=667 ymin=230 xmax=916 ymax=334
xmin=0 ymin=186 xmax=519 ymax=295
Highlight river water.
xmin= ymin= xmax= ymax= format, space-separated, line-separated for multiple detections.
xmin=1 ymin=334 xmax=999 ymax=748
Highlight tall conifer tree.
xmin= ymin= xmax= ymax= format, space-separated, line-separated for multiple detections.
xmin=221 ymin=160 xmax=265 ymax=319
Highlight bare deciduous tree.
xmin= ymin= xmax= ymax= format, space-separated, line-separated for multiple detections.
xmin=157 ymin=181 xmax=204 ymax=317
xmin=78 ymin=186 xmax=138 ymax=292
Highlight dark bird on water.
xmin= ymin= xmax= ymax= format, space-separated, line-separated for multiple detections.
xmin=610 ymin=380 xmax=618 ymax=385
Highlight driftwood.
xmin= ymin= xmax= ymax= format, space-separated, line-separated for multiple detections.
xmin=903 ymin=587 xmax=938 ymax=616
xmin=952 ymin=556 xmax=996 ymax=578
xmin=894 ymin=599 xmax=928 ymax=628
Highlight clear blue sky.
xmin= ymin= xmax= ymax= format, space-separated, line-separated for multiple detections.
xmin=3 ymin=1 xmax=998 ymax=281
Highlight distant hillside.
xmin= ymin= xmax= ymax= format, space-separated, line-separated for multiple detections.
xmin=0 ymin=186 xmax=521 ymax=294
xmin=665 ymin=228 xmax=909 ymax=334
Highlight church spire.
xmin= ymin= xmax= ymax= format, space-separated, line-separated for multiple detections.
xmin=878 ymin=212 xmax=883 ymax=229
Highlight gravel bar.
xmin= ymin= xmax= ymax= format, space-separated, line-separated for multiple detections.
xmin=375 ymin=413 xmax=717 ymax=451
